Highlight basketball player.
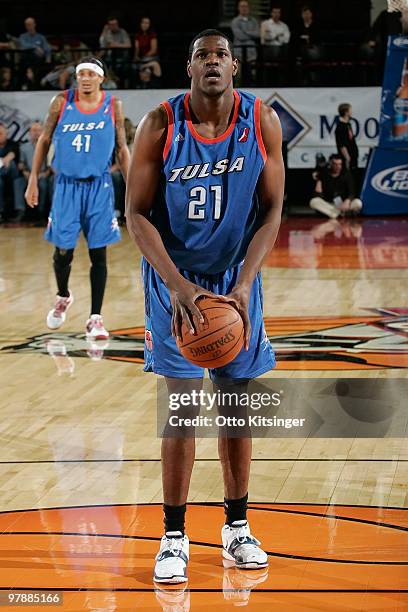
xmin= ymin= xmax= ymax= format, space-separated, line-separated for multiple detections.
xmin=126 ymin=30 xmax=284 ymax=583
xmin=25 ymin=57 xmax=130 ymax=340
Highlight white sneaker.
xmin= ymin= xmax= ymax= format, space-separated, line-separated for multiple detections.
xmin=85 ymin=314 xmax=109 ymax=341
xmin=222 ymin=520 xmax=268 ymax=569
xmin=46 ymin=293 xmax=74 ymax=329
xmin=154 ymin=531 xmax=189 ymax=584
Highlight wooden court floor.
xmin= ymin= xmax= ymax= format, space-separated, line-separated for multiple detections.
xmin=0 ymin=217 xmax=407 ymax=611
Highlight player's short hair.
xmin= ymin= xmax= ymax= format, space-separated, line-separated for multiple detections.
xmin=188 ymin=29 xmax=234 ymax=59
xmin=338 ymin=103 xmax=351 ymax=117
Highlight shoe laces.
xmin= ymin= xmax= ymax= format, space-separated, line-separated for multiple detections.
xmin=163 ymin=535 xmax=184 ymax=556
xmin=54 ymin=296 xmax=69 ymax=315
xmin=232 ymin=524 xmax=260 ymax=547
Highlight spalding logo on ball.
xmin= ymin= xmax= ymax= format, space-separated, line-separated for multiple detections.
xmin=176 ymin=297 xmax=244 ymax=368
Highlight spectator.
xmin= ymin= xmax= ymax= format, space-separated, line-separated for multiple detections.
xmin=132 ymin=16 xmax=162 ymax=85
xmin=260 ymin=6 xmax=290 ymax=58
xmin=293 ymin=5 xmax=322 ymax=85
xmin=14 ymin=121 xmax=51 ymax=222
xmin=0 ymin=19 xmax=17 ymax=68
xmin=231 ymin=0 xmax=259 ymax=76
xmin=0 ymin=123 xmax=20 ymax=222
xmin=0 ymin=66 xmax=13 ymax=90
xmin=99 ymin=15 xmax=131 ymax=84
xmin=335 ymin=103 xmax=359 ymax=171
xmin=40 ymin=62 xmax=76 ymax=89
xmin=21 ymin=66 xmax=38 ymax=90
xmin=18 ymin=17 xmax=52 ymax=72
xmin=310 ymin=154 xmax=362 ymax=218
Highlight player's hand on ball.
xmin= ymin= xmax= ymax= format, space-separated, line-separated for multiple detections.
xmin=25 ymin=178 xmax=39 ymax=208
xmin=170 ymin=279 xmax=225 ymax=340
xmin=224 ymin=284 xmax=251 ymax=351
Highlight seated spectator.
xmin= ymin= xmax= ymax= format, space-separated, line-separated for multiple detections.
xmin=0 ymin=66 xmax=13 ymax=90
xmin=18 ymin=17 xmax=52 ymax=75
xmin=310 ymin=154 xmax=362 ymax=219
xmin=0 ymin=122 xmax=20 ymax=223
xmin=132 ymin=16 xmax=162 ymax=84
xmin=0 ymin=19 xmax=17 ymax=68
xmin=40 ymin=62 xmax=75 ymax=89
xmin=231 ymin=0 xmax=259 ymax=82
xmin=260 ymin=6 xmax=290 ymax=59
xmin=293 ymin=5 xmax=321 ymax=61
xmin=14 ymin=121 xmax=51 ymax=222
xmin=135 ymin=65 xmax=161 ymax=88
xmin=21 ymin=66 xmax=38 ymax=90
xmin=99 ymin=15 xmax=131 ymax=85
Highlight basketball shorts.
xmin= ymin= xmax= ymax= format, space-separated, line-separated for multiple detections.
xmin=44 ymin=173 xmax=121 ymax=249
xmin=142 ymin=258 xmax=276 ymax=381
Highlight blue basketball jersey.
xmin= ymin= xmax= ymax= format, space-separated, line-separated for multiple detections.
xmin=52 ymin=89 xmax=115 ymax=178
xmin=152 ymin=90 xmax=267 ymax=274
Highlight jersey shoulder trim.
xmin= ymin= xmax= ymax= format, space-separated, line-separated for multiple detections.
xmin=254 ymin=97 xmax=267 ymax=163
xmin=183 ymin=90 xmax=240 ymax=145
xmin=161 ymin=100 xmax=174 ymax=161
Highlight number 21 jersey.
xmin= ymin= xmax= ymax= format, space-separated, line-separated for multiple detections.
xmin=52 ymin=89 xmax=115 ymax=178
xmin=152 ymin=90 xmax=267 ymax=275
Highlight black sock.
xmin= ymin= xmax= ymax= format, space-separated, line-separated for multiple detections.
xmin=89 ymin=247 xmax=107 ymax=315
xmin=163 ymin=503 xmax=186 ymax=535
xmin=224 ymin=493 xmax=248 ymax=525
xmin=53 ymin=248 xmax=74 ymax=297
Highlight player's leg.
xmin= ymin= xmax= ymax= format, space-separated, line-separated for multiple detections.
xmin=85 ymin=247 xmax=109 ymax=341
xmin=210 ymin=267 xmax=273 ymax=569
xmin=46 ymin=247 xmax=75 ymax=329
xmin=142 ymin=259 xmax=204 ymax=583
xmin=154 ymin=375 xmax=202 ymax=584
xmin=45 ymin=176 xmax=81 ymax=329
xmin=83 ymin=175 xmax=120 ymax=340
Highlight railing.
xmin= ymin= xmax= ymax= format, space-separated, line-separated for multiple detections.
xmin=0 ymin=40 xmax=381 ymax=91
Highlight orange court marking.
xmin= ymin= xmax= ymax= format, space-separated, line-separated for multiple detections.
xmin=0 ymin=503 xmax=407 ymax=610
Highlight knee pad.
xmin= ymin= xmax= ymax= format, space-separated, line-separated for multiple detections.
xmin=53 ymin=247 xmax=74 ymax=267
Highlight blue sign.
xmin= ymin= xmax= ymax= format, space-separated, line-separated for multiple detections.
xmin=379 ymin=35 xmax=408 ymax=148
xmin=361 ymin=147 xmax=408 ymax=214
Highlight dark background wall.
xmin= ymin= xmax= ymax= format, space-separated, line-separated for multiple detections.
xmin=2 ymin=0 xmax=371 ymax=39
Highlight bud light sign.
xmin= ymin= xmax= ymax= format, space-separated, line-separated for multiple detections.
xmin=362 ymin=150 xmax=408 ymax=214
xmin=361 ymin=35 xmax=408 ymax=214
xmin=371 ymin=165 xmax=408 ymax=198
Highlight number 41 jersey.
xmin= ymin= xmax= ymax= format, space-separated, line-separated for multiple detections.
xmin=152 ymin=90 xmax=267 ymax=275
xmin=52 ymin=89 xmax=115 ymax=178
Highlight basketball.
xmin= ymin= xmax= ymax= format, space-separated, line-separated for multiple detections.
xmin=176 ymin=297 xmax=244 ymax=368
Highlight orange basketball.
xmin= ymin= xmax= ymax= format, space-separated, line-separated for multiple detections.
xmin=176 ymin=296 xmax=244 ymax=368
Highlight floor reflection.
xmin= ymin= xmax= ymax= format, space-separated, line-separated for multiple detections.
xmin=267 ymin=216 xmax=408 ymax=269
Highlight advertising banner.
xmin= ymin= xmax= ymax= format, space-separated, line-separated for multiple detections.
xmin=0 ymin=87 xmax=380 ymax=169
xmin=379 ymin=35 xmax=408 ymax=148
xmin=361 ymin=147 xmax=408 ymax=215
xmin=361 ymin=35 xmax=408 ymax=214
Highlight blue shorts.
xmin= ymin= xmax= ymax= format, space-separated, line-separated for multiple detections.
xmin=44 ymin=173 xmax=121 ymax=249
xmin=142 ymin=258 xmax=276 ymax=381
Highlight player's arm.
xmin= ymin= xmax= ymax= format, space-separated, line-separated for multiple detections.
xmin=126 ymin=107 xmax=217 ymax=337
xmin=114 ymin=99 xmax=130 ymax=181
xmin=25 ymin=93 xmax=63 ymax=207
xmin=226 ymin=104 xmax=284 ymax=349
